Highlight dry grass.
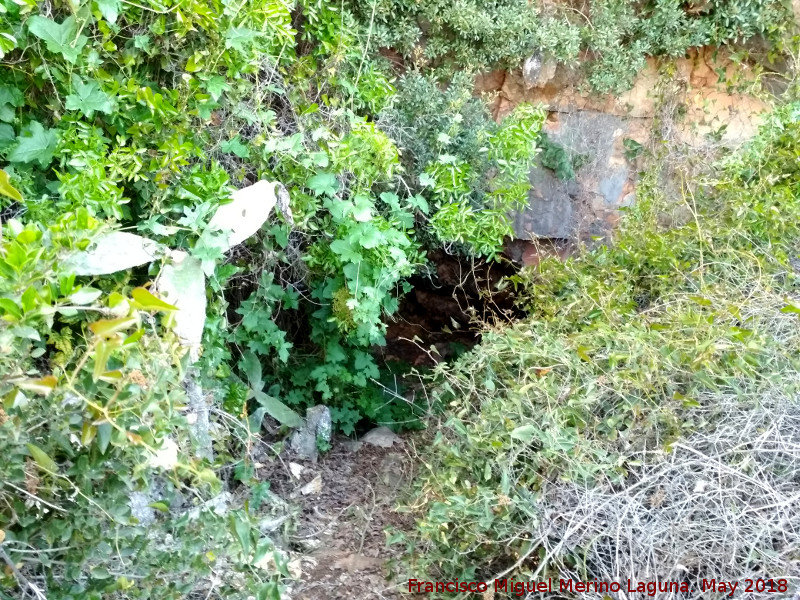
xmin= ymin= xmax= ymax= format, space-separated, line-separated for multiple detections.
xmin=532 ymin=383 xmax=800 ymax=598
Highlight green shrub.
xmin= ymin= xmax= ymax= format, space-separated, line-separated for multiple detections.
xmin=349 ymin=0 xmax=793 ymax=93
xmin=0 ymin=0 xmax=546 ymax=446
xmin=381 ymin=73 xmax=545 ymax=257
xmin=0 ymin=209 xmax=283 ymax=599
xmin=395 ymin=102 xmax=800 ymax=587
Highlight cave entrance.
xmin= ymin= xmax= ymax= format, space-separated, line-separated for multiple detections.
xmin=379 ymin=238 xmax=571 ymax=367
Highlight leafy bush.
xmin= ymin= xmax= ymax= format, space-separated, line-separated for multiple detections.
xmin=349 ymin=0 xmax=792 ymax=93
xmin=382 ymin=72 xmax=545 ymax=258
xmin=0 ymin=0 xmax=548 ymax=592
xmin=0 ymin=209 xmax=283 ymax=599
xmin=0 ymin=0 xmax=545 ymax=427
xmin=394 ymin=102 xmax=800 ymax=587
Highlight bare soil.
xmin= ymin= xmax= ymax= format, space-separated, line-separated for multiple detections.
xmin=266 ymin=436 xmax=419 ymax=600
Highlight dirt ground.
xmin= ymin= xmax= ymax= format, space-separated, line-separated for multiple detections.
xmin=265 ymin=434 xmax=419 ymax=600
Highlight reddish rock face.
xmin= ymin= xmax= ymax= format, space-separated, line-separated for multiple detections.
xmin=474 ymin=69 xmax=506 ymax=94
xmin=379 ymin=47 xmax=771 ymax=369
xmin=474 ymin=46 xmax=769 ymax=243
xmin=504 ymin=238 xmax=572 ymax=267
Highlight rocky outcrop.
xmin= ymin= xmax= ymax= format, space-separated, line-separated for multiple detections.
xmin=479 ymin=47 xmax=772 ymax=242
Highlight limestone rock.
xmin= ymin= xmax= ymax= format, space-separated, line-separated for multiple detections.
xmin=63 ymin=231 xmax=164 ymax=276
xmin=361 ymin=426 xmax=401 ymax=448
xmin=513 ymin=164 xmax=577 ymax=239
xmin=289 ymin=405 xmax=332 ymax=462
xmin=209 ymin=180 xmax=278 ymax=250
xmin=129 ymin=491 xmax=156 ymax=527
xmin=522 ymin=53 xmax=543 ymax=89
xmin=523 ymin=53 xmax=557 ymax=89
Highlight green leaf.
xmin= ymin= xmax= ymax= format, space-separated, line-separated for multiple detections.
xmin=352 ymin=194 xmax=373 ymax=222
xmin=11 ymin=326 xmax=40 ymax=341
xmin=689 ymin=295 xmax=713 ymax=307
xmin=26 ymin=443 xmax=58 ymax=473
xmin=65 ymin=77 xmax=114 ymax=118
xmin=224 ymin=27 xmax=258 ymax=52
xmin=0 ymin=85 xmax=23 ymax=123
xmin=0 ymin=87 xmax=23 ymax=107
xmin=70 ymin=287 xmax=102 ymax=305
xmin=0 ymin=169 xmax=22 ymax=201
xmin=325 ymin=198 xmax=351 ymax=221
xmin=230 ymin=514 xmax=251 ymax=556
xmin=8 ymin=121 xmax=58 ymax=166
xmin=240 ymin=351 xmax=263 ymax=390
xmin=95 ymin=0 xmax=121 ymax=23
xmin=90 ymin=567 xmax=112 ymax=580
xmin=148 ymin=501 xmax=169 ymax=513
xmin=307 ymin=171 xmax=338 ymax=197
xmin=418 ymin=172 xmax=436 ymax=187
xmin=330 ymin=239 xmax=362 ymax=263
xmin=253 ymin=390 xmax=303 ymax=428
xmin=510 ymin=424 xmax=537 ymax=442
xmin=780 ymin=301 xmax=800 ymax=315
xmin=220 ymin=135 xmax=249 ymax=158
xmin=97 ymin=422 xmax=112 ymax=454
xmin=253 ymin=537 xmax=273 ymax=565
xmin=131 ymin=287 xmax=178 ymax=312
xmin=89 ymin=316 xmax=139 ymax=337
xmin=205 ymin=76 xmax=230 ymax=102
xmin=0 ymin=298 xmax=22 ymax=319
xmin=27 ymin=16 xmax=88 ymax=64
xmin=355 ymin=223 xmax=384 ymax=249
xmin=408 ymin=194 xmax=429 ymax=214
xmin=92 ymin=338 xmax=121 ymax=380
xmin=197 ymin=468 xmax=219 ymax=485
xmin=0 ymin=124 xmax=14 ymax=148
xmin=0 ymin=33 xmax=17 ymax=61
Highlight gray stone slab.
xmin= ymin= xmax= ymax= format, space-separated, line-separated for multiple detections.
xmin=512 ymin=164 xmax=577 ymax=239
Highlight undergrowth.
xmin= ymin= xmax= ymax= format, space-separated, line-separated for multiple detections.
xmin=0 ymin=0 xmax=797 ymax=595
xmin=350 ymin=0 xmax=793 ymax=93
xmin=0 ymin=0 xmax=542 ymax=596
xmin=394 ymin=102 xmax=800 ymax=592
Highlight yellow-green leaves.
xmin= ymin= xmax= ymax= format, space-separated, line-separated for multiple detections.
xmin=131 ymin=287 xmax=177 ymax=312
xmin=0 ymin=169 xmax=22 ymax=201
xmin=89 ymin=315 xmax=139 ymax=338
xmin=148 ymin=501 xmax=169 ymax=513
xmin=85 ymin=287 xmax=176 ymax=381
xmin=26 ymin=442 xmax=58 ymax=473
xmin=15 ymin=375 xmax=57 ymax=396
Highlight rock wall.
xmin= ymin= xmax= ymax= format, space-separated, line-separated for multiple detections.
xmin=480 ymin=47 xmax=772 ymax=245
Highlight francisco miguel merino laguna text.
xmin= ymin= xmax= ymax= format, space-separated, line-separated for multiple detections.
xmin=407 ymin=577 xmax=788 ymax=596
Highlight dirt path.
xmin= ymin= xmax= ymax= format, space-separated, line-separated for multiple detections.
xmin=267 ymin=435 xmax=418 ymax=600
